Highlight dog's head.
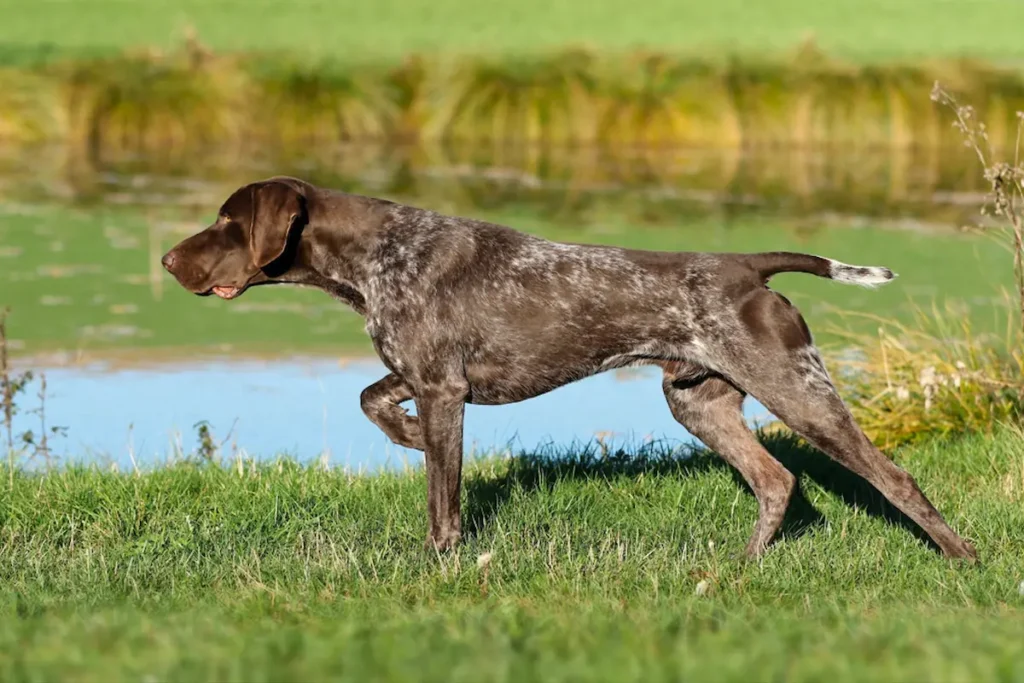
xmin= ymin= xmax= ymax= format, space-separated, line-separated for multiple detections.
xmin=161 ymin=178 xmax=307 ymax=299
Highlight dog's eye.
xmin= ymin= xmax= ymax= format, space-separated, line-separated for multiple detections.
xmin=219 ymin=213 xmax=231 ymax=222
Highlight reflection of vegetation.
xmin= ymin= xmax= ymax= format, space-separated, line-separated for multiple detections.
xmin=4 ymin=46 xmax=1024 ymax=160
xmin=0 ymin=199 xmax=1012 ymax=363
xmin=0 ymin=139 xmax=992 ymax=232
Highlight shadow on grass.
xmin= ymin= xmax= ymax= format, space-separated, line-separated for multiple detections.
xmin=464 ymin=430 xmax=939 ymax=553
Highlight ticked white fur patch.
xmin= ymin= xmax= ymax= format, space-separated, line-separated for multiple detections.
xmin=825 ymin=260 xmax=897 ymax=288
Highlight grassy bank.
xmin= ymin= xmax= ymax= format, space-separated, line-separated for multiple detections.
xmin=2 ymin=0 xmax=1024 ymax=64
xmin=3 ymin=45 xmax=1024 ymax=160
xmin=1 ymin=428 xmax=1022 ymax=680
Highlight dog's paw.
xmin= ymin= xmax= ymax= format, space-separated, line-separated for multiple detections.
xmin=943 ymin=538 xmax=978 ymax=563
xmin=424 ymin=530 xmax=462 ymax=553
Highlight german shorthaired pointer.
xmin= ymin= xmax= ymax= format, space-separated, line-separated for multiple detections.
xmin=162 ymin=176 xmax=977 ymax=560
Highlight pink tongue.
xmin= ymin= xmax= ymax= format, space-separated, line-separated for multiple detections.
xmin=212 ymin=286 xmax=239 ymax=299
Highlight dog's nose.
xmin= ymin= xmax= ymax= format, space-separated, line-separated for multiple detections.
xmin=161 ymin=251 xmax=176 ymax=271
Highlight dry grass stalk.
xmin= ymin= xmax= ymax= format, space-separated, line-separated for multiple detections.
xmin=932 ymin=81 xmax=1024 ymax=332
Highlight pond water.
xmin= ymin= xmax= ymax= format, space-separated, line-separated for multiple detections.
xmin=0 ymin=146 xmax=1010 ymax=469
xmin=26 ymin=358 xmax=772 ymax=470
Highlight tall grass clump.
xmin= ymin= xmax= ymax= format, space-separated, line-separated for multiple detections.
xmin=250 ymin=59 xmax=398 ymax=146
xmin=6 ymin=44 xmax=1024 ymax=161
xmin=597 ymin=54 xmax=740 ymax=149
xmin=825 ymin=303 xmax=1024 ymax=449
xmin=427 ymin=50 xmax=598 ymax=146
xmin=0 ymin=69 xmax=61 ymax=143
xmin=61 ymin=49 xmax=247 ymax=162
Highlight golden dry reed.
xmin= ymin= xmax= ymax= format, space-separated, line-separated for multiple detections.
xmin=4 ymin=42 xmax=1024 ymax=161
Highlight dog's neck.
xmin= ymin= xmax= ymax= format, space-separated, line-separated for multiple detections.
xmin=292 ymin=190 xmax=394 ymax=316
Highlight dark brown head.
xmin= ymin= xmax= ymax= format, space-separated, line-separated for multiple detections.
xmin=161 ymin=179 xmax=307 ymax=299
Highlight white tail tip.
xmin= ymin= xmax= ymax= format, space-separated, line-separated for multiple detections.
xmin=827 ymin=260 xmax=897 ymax=288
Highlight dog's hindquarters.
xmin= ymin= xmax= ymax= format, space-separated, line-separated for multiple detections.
xmin=704 ymin=286 xmax=976 ymax=559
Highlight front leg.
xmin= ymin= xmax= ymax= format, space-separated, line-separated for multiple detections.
xmin=360 ymin=373 xmax=425 ymax=450
xmin=415 ymin=380 xmax=469 ymax=551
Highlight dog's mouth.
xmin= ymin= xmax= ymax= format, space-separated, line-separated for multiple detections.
xmin=206 ymin=285 xmax=244 ymax=300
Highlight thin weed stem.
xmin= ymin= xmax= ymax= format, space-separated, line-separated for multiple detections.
xmin=932 ymin=82 xmax=1024 ymax=333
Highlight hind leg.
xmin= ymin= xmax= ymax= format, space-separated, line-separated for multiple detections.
xmin=726 ymin=292 xmax=976 ymax=559
xmin=661 ymin=363 xmax=796 ymax=558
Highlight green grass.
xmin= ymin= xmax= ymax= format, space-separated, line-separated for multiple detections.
xmin=1 ymin=428 xmax=1022 ymax=681
xmin=3 ymin=0 xmax=1024 ymax=65
xmin=0 ymin=198 xmax=1014 ymax=361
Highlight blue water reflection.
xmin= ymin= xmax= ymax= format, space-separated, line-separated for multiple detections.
xmin=26 ymin=358 xmax=773 ymax=470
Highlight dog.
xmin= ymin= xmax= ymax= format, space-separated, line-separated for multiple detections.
xmin=162 ymin=176 xmax=977 ymax=560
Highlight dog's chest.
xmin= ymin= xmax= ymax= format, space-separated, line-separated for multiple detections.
xmin=365 ymin=316 xmax=406 ymax=375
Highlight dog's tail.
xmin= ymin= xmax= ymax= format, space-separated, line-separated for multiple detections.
xmin=747 ymin=252 xmax=897 ymax=288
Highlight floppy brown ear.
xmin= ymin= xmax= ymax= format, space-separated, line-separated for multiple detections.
xmin=248 ymin=182 xmax=304 ymax=269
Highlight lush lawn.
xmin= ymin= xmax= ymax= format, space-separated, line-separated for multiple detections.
xmin=1 ymin=428 xmax=1022 ymax=680
xmin=1 ymin=0 xmax=1024 ymax=65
